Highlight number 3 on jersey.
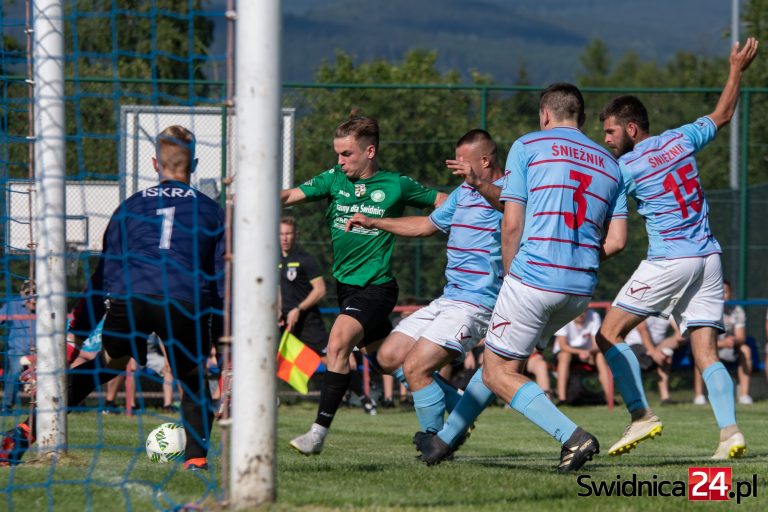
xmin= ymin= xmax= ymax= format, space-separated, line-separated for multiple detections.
xmin=157 ymin=207 xmax=176 ymax=249
xmin=564 ymin=170 xmax=593 ymax=229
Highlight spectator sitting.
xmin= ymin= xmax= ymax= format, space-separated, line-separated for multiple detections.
xmin=0 ymin=281 xmax=36 ymax=415
xmin=525 ymin=349 xmax=553 ymax=401
xmin=145 ymin=333 xmax=182 ymax=413
xmin=624 ymin=316 xmax=686 ymax=405
xmin=694 ymin=280 xmax=753 ymax=405
xmin=74 ymin=321 xmax=179 ymax=414
xmin=553 ymin=310 xmax=612 ymax=405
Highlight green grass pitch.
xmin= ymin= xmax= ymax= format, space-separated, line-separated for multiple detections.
xmin=1 ymin=398 xmax=766 ymax=511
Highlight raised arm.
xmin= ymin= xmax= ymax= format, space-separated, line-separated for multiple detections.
xmin=446 ymin=158 xmax=503 ymax=212
xmin=471 ymin=181 xmax=502 ymax=212
xmin=708 ymin=37 xmax=759 ymax=129
xmin=346 ymin=213 xmax=439 ymax=237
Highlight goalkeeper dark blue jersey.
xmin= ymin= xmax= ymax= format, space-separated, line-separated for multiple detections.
xmin=102 ymin=180 xmax=225 ymax=309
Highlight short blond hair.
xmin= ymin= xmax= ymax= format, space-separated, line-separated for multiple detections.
xmin=334 ymin=116 xmax=379 ymax=152
xmin=155 ymin=125 xmax=196 ymax=173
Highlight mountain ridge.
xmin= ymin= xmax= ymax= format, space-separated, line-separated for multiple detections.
xmin=280 ymin=0 xmax=737 ymax=85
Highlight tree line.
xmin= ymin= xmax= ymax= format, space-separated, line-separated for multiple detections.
xmin=1 ymin=0 xmax=766 ymax=304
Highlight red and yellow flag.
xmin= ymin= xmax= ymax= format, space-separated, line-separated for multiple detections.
xmin=276 ymin=330 xmax=321 ymax=394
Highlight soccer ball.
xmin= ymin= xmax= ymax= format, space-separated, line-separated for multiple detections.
xmin=146 ymin=422 xmax=186 ymax=463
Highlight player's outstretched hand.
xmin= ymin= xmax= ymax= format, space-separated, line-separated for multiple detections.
xmin=446 ymin=157 xmax=481 ymax=187
xmin=731 ymin=37 xmax=759 ymax=72
xmin=346 ymin=213 xmax=373 ymax=232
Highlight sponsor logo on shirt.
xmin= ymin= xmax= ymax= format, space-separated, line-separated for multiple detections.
xmin=371 ymin=190 xmax=386 ymax=202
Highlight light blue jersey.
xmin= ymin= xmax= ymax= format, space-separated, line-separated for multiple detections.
xmin=501 ymin=127 xmax=627 ymax=296
xmin=429 ymin=177 xmax=505 ymax=310
xmin=619 ymin=116 xmax=721 ymax=260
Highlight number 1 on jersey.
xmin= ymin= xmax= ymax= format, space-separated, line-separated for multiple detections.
xmin=157 ymin=207 xmax=176 ymax=249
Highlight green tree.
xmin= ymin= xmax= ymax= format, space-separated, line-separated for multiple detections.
xmin=64 ymin=1 xmax=216 ymax=179
xmin=485 ymin=62 xmax=540 ymax=156
xmin=743 ymin=0 xmax=768 ymax=185
xmin=577 ymin=39 xmax=611 ymax=87
xmin=1 ymin=3 xmax=218 ymax=300
xmin=1 ymin=33 xmax=28 ymax=179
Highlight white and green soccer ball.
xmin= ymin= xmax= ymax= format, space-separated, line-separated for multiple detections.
xmin=146 ymin=422 xmax=186 ymax=463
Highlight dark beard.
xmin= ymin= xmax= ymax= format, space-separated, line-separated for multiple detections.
xmin=616 ymin=134 xmax=635 ymax=157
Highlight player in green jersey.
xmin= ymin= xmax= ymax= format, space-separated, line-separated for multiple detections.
xmin=282 ymin=116 xmax=445 ymax=455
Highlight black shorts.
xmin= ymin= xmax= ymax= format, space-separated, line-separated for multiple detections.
xmin=337 ymin=279 xmax=399 ymax=346
xmin=280 ymin=310 xmax=328 ymax=355
xmin=102 ymin=296 xmax=216 ymax=375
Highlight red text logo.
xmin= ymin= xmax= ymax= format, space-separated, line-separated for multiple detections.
xmin=688 ymin=467 xmax=731 ymax=501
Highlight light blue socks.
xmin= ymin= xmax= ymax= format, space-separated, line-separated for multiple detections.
xmin=392 ymin=366 xmax=460 ymax=413
xmin=702 ymin=362 xmax=736 ymax=428
xmin=438 ymin=369 xmax=495 ymax=446
xmin=510 ymin=381 xmax=577 ymax=444
xmin=605 ymin=342 xmax=648 ymax=412
xmin=412 ymin=380 xmax=446 ymax=433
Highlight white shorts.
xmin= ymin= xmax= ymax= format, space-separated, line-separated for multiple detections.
xmin=392 ymin=297 xmax=490 ymax=355
xmin=613 ymin=254 xmax=724 ymax=335
xmin=485 ymin=277 xmax=591 ymax=360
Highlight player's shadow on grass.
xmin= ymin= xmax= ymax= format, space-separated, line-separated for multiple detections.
xmin=609 ymin=455 xmax=752 ymax=467
xmin=285 ymin=461 xmax=387 ymax=474
xmin=454 ymin=453 xmax=575 ymax=473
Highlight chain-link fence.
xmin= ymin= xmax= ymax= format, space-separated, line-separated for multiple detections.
xmin=282 ymin=84 xmax=768 ymax=306
xmin=2 ymin=53 xmax=768 ymax=511
xmin=2 ymin=80 xmax=767 ymax=304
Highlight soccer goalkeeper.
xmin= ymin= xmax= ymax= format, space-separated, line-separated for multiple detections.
xmin=0 ymin=126 xmax=225 ymax=471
